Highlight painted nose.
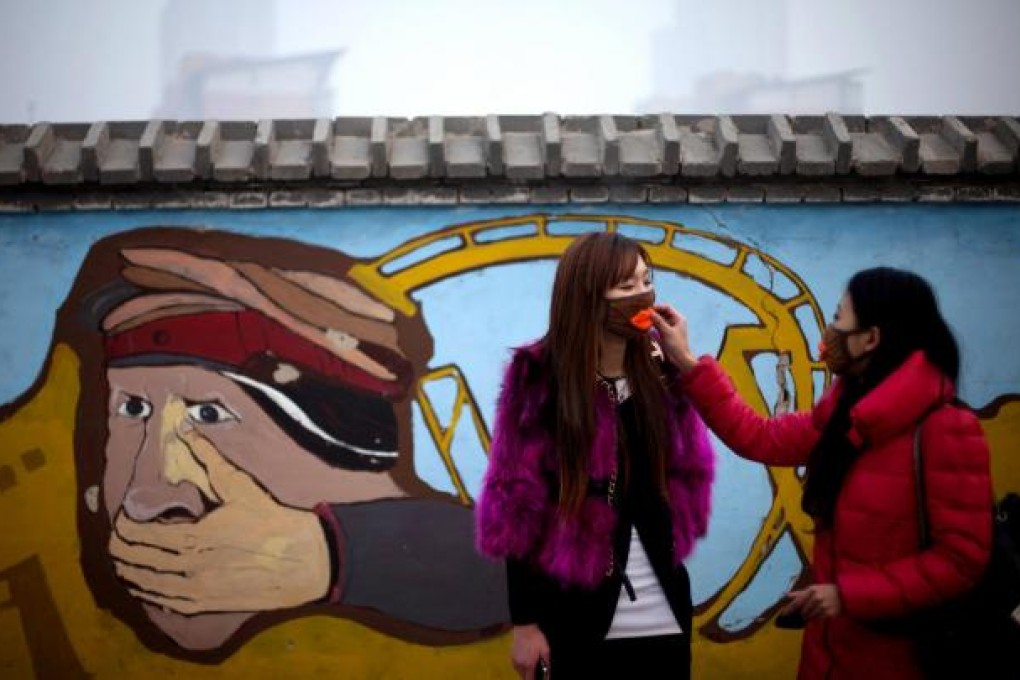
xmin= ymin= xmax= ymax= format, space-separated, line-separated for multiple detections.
xmin=122 ymin=398 xmax=216 ymax=522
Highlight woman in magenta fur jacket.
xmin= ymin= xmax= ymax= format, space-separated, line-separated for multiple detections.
xmin=475 ymin=233 xmax=715 ymax=680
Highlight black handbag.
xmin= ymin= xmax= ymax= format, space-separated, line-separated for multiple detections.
xmin=909 ymin=416 xmax=1020 ymax=679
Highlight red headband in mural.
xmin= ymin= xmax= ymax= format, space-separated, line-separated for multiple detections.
xmin=109 ymin=246 xmax=414 ymax=379
xmin=105 ymin=309 xmax=413 ymax=399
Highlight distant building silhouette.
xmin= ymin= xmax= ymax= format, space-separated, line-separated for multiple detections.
xmin=156 ymin=0 xmax=341 ymax=119
xmin=640 ymin=0 xmax=864 ymax=114
xmin=641 ymin=69 xmax=866 ymax=114
xmin=157 ymin=51 xmax=342 ymax=119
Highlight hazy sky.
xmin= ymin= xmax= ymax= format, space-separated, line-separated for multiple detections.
xmin=1 ymin=0 xmax=1018 ymax=122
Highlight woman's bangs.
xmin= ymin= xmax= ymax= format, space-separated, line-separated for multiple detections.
xmin=609 ymin=242 xmax=649 ymax=288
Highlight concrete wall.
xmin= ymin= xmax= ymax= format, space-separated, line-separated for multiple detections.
xmin=1 ymin=204 xmax=1019 ymax=678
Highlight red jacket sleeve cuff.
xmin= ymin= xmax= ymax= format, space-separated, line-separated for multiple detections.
xmin=676 ymin=355 xmax=717 ymax=391
xmin=835 ymin=571 xmax=903 ymax=621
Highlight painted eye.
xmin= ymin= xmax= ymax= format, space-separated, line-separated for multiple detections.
xmin=186 ymin=402 xmax=237 ymax=425
xmin=117 ymin=396 xmax=152 ymax=419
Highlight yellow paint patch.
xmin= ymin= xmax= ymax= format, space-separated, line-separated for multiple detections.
xmin=980 ymin=398 xmax=1020 ymax=499
xmin=258 ymin=537 xmax=291 ymax=567
xmin=0 ymin=607 xmax=34 ymax=678
xmin=160 ymin=399 xmax=217 ymax=502
xmin=696 ymin=627 xmax=802 ymax=679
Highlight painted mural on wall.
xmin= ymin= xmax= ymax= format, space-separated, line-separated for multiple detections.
xmin=1 ymin=208 xmax=1018 ymax=678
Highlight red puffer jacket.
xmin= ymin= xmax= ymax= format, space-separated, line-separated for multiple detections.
xmin=682 ymin=350 xmax=993 ymax=680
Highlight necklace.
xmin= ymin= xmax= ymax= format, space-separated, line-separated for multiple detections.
xmin=595 ymin=373 xmax=630 ymax=404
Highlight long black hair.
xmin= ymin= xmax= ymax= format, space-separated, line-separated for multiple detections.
xmin=801 ymin=267 xmax=961 ymax=525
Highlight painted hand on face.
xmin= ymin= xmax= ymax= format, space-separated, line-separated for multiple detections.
xmin=108 ymin=427 xmax=332 ymax=615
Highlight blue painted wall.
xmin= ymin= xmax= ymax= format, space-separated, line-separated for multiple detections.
xmin=1 ymin=204 xmax=1018 ymax=677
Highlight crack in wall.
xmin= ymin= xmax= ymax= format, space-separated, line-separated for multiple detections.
xmin=698 ymin=205 xmax=792 ymax=415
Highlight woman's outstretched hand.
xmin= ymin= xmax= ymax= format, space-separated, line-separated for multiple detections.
xmin=651 ymin=303 xmax=698 ymax=373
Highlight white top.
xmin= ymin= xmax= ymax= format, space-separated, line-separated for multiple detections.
xmin=605 ymin=527 xmax=684 ymax=639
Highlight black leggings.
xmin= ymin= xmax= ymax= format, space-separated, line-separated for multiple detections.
xmin=549 ymin=634 xmax=690 ymax=679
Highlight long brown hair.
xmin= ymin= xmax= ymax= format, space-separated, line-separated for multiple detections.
xmin=544 ymin=232 xmax=672 ymax=516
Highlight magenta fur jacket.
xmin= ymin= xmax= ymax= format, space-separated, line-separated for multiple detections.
xmin=475 ymin=341 xmax=716 ymax=589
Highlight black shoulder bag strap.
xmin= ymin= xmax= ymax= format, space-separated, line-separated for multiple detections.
xmin=911 ymin=400 xmax=959 ymax=548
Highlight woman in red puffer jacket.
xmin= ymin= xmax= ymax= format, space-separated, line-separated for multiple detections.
xmin=651 ymin=267 xmax=993 ymax=680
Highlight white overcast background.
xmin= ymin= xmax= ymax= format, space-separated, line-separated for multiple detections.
xmin=1 ymin=0 xmax=1018 ymax=122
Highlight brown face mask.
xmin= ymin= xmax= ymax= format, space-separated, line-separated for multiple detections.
xmin=819 ymin=324 xmax=872 ymax=376
xmin=605 ymin=291 xmax=655 ymax=340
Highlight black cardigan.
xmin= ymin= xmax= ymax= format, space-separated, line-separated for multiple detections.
xmin=507 ymin=396 xmax=693 ymax=648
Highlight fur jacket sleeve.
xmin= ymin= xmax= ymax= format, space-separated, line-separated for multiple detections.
xmin=475 ymin=342 xmax=715 ymax=589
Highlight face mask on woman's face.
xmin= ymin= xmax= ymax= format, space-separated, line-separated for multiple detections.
xmin=605 ymin=291 xmax=655 ymax=340
xmin=819 ymin=324 xmax=873 ymax=376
